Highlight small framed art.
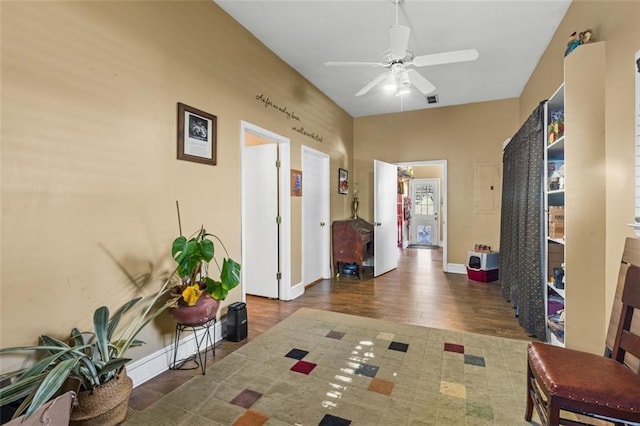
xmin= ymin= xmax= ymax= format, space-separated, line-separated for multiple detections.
xmin=338 ymin=168 xmax=348 ymax=194
xmin=177 ymin=102 xmax=217 ymax=166
xmin=291 ymin=169 xmax=302 ymax=196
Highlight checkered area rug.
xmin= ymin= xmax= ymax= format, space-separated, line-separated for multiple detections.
xmin=125 ymin=308 xmax=534 ymax=425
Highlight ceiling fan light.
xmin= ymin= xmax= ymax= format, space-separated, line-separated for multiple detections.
xmin=397 ymin=87 xmax=411 ymax=96
xmin=397 ymin=70 xmax=410 ymax=87
xmin=383 ymin=82 xmax=397 ymax=92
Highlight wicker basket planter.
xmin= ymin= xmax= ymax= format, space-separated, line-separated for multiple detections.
xmin=69 ymin=370 xmax=133 ymax=426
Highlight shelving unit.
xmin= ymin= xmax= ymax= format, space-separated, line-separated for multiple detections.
xmin=544 ymin=85 xmax=566 ymax=346
xmin=542 ymin=41 xmax=607 ymax=354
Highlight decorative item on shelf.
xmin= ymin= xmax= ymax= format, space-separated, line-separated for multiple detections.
xmin=547 ymin=110 xmax=564 ymax=144
xmin=169 ymin=201 xmax=241 ymax=326
xmin=0 ymin=288 xmax=176 ymax=423
xmin=547 ymin=160 xmax=565 ymax=190
xmin=351 ymin=183 xmax=359 ymax=219
xmin=564 ymin=32 xmax=581 ymax=57
xmin=397 ymin=166 xmax=414 ymax=181
xmin=564 ymin=29 xmax=594 ymax=57
xmin=553 ymin=266 xmax=565 ymax=289
xmin=580 ymin=29 xmax=593 ymax=45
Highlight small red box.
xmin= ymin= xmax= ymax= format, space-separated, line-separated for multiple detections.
xmin=467 ymin=268 xmax=499 ymax=282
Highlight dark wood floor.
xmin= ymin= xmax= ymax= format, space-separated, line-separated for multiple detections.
xmin=127 ymin=247 xmax=530 ymax=414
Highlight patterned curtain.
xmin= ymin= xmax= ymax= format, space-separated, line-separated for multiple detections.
xmin=499 ymin=103 xmax=546 ymax=339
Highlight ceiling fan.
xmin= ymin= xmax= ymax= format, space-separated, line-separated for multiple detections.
xmin=325 ymin=0 xmax=479 ymax=97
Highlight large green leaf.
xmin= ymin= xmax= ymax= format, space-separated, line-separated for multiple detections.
xmin=39 ymin=336 xmax=88 ymax=361
xmin=171 ymin=236 xmax=188 ymax=261
xmin=17 ymin=352 xmax=70 ymax=381
xmin=98 ymin=358 xmax=130 ymax=377
xmin=24 ymin=358 xmax=77 ymax=418
xmin=0 ymin=373 xmax=44 ymax=407
xmin=107 ymin=297 xmax=141 ymax=340
xmin=200 ymin=238 xmax=214 ymax=262
xmin=221 ymin=258 xmax=241 ymax=287
xmin=210 ymin=281 xmax=226 ymax=300
xmin=93 ymin=306 xmax=110 ymax=362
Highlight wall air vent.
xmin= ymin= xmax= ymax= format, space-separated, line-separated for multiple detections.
xmin=426 ymin=95 xmax=438 ymax=104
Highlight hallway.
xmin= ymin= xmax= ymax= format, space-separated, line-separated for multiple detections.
xmin=127 ymin=247 xmax=530 ymax=414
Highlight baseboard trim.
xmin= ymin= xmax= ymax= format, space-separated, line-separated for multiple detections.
xmin=447 ymin=263 xmax=467 ymax=274
xmin=290 ymin=282 xmax=304 ymax=300
xmin=126 ymin=321 xmax=223 ymax=388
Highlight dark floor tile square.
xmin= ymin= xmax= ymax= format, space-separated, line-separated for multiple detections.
xmin=464 ymin=354 xmax=486 ymax=367
xmin=354 ymin=363 xmax=379 ymax=378
xmin=291 ymin=360 xmax=317 ymax=374
xmin=444 ymin=343 xmax=464 ymax=354
xmin=285 ymin=348 xmax=309 ymax=360
xmin=326 ymin=330 xmax=345 ymax=340
xmin=318 ymin=413 xmax=352 ymax=425
xmin=388 ymin=341 xmax=409 ymax=352
xmin=231 ymin=388 xmax=263 ymax=409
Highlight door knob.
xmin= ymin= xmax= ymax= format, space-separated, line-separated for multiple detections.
xmin=374 ymin=222 xmax=382 ymax=226
xmin=320 ymin=222 xmax=326 ymax=227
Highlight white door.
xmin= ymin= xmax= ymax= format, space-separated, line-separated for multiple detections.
xmin=244 ymin=143 xmax=279 ymax=298
xmin=409 ymin=178 xmax=440 ymax=246
xmin=373 ymin=159 xmax=399 ymax=276
xmin=302 ymin=147 xmax=331 ymax=285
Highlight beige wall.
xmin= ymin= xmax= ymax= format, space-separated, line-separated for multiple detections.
xmin=0 ymin=1 xmax=353 ymax=365
xmin=353 ymin=99 xmax=519 ymax=264
xmin=519 ymin=0 xmax=640 ymax=345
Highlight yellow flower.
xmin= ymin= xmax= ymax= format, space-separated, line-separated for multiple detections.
xmin=182 ymin=284 xmax=202 ymax=306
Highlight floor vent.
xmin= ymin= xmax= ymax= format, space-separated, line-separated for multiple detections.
xmin=426 ymin=95 xmax=438 ymax=104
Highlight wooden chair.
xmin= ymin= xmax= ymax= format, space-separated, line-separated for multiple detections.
xmin=525 ymin=237 xmax=640 ymax=426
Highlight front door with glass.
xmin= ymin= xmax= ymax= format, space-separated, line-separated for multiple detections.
xmin=410 ymin=178 xmax=440 ymax=246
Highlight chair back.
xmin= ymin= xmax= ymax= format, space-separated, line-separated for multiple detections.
xmin=607 ymin=237 xmax=640 ymax=373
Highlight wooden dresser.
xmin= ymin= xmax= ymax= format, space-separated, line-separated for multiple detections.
xmin=332 ymin=218 xmax=374 ymax=279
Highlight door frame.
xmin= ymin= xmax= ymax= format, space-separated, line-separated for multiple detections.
xmin=240 ymin=121 xmax=291 ymax=301
xmin=395 ymin=159 xmax=449 ymax=272
xmin=301 ymin=145 xmax=331 ymax=285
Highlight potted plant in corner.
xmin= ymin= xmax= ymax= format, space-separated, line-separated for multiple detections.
xmin=0 ymin=285 xmax=179 ymax=425
xmin=169 ymin=226 xmax=241 ymax=326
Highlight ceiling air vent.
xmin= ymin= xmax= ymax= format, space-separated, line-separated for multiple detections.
xmin=426 ymin=95 xmax=438 ymax=104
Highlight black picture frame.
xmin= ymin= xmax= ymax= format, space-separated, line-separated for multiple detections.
xmin=338 ymin=168 xmax=348 ymax=194
xmin=177 ymin=102 xmax=217 ymax=166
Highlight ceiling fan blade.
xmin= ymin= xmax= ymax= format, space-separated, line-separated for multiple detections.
xmin=325 ymin=61 xmax=386 ymax=67
xmin=390 ymin=25 xmax=410 ymax=59
xmin=355 ymin=71 xmax=390 ymax=96
xmin=407 ymin=69 xmax=436 ymax=95
xmin=412 ymin=49 xmax=479 ymax=67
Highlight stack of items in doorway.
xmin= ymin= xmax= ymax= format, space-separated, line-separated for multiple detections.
xmin=467 ymin=246 xmax=499 ymax=282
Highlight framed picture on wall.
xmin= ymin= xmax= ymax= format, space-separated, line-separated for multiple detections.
xmin=177 ymin=102 xmax=217 ymax=166
xmin=338 ymin=168 xmax=348 ymax=194
xmin=291 ymin=169 xmax=302 ymax=196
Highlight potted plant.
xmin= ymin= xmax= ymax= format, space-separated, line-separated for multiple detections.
xmin=169 ymin=226 xmax=241 ymax=325
xmin=0 ymin=283 xmax=178 ymax=424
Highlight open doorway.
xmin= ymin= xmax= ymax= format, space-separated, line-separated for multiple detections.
xmin=240 ymin=121 xmax=291 ymax=300
xmin=395 ymin=160 xmax=448 ymax=271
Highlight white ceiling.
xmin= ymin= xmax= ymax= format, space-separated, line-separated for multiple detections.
xmin=214 ymin=0 xmax=571 ymax=117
